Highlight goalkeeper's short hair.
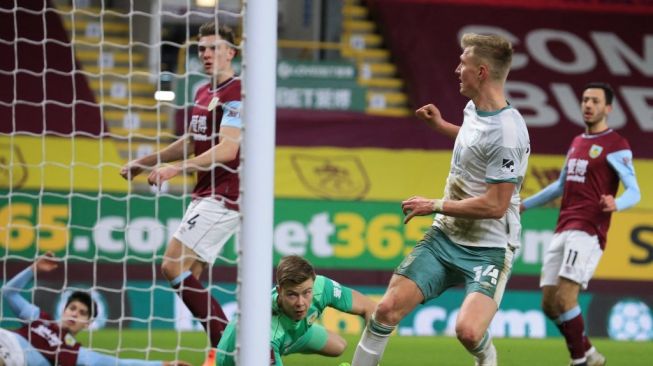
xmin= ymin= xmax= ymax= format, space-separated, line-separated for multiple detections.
xmin=276 ymin=255 xmax=316 ymax=289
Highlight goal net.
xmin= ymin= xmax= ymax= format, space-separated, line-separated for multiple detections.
xmin=0 ymin=0 xmax=274 ymax=364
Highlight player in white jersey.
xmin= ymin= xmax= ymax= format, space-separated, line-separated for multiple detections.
xmin=352 ymin=33 xmax=530 ymax=366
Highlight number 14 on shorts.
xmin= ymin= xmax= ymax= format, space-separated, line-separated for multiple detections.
xmin=473 ymin=265 xmax=498 ymax=285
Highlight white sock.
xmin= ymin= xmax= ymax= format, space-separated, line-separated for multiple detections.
xmin=352 ymin=317 xmax=395 ymax=366
xmin=470 ymin=331 xmax=493 ymax=359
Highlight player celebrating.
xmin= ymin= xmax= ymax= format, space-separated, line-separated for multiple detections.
xmin=120 ymin=22 xmax=240 ymax=347
xmin=214 ymin=255 xmax=376 ymax=366
xmin=352 ymin=33 xmax=530 ymax=366
xmin=521 ymin=82 xmax=640 ymax=366
xmin=0 ymin=252 xmax=189 ymax=366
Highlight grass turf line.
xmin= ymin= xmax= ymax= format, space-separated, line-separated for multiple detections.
xmin=77 ymin=330 xmax=653 ymax=366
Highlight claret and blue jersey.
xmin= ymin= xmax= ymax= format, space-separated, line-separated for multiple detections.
xmin=523 ymin=128 xmax=640 ymax=249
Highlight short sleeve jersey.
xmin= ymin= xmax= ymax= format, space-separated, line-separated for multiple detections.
xmin=217 ymin=275 xmax=353 ymax=364
xmin=433 ymin=100 xmax=530 ymax=249
xmin=189 ymin=77 xmax=242 ymax=210
xmin=556 ymin=129 xmax=631 ymax=248
xmin=14 ymin=311 xmax=81 ymax=366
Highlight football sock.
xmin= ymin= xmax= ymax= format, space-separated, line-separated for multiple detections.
xmin=171 ymin=271 xmax=226 ymax=347
xmin=470 ymin=330 xmax=492 ymax=358
xmin=583 ymin=337 xmax=594 ymax=354
xmin=352 ymin=316 xmax=395 ymax=366
xmin=557 ymin=306 xmax=587 ymax=363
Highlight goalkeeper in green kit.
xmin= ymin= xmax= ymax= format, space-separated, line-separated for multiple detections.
xmin=213 ymin=255 xmax=375 ymax=366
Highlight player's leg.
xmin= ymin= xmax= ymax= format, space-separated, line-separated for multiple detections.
xmin=162 ymin=198 xmax=239 ymax=347
xmin=353 ymin=227 xmax=450 ymax=366
xmin=544 ymin=230 xmax=604 ymax=366
xmin=0 ymin=329 xmax=26 ymax=366
xmin=351 ymin=274 xmax=422 ymax=366
xmin=455 ymin=244 xmax=514 ymax=366
xmin=456 ymin=293 xmax=498 ymax=366
xmin=317 ymin=330 xmax=347 ymax=357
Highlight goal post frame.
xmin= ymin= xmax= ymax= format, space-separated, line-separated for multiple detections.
xmin=237 ymin=0 xmax=277 ymax=365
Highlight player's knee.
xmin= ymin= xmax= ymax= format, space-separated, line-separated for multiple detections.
xmin=455 ymin=323 xmax=484 ymax=348
xmin=160 ymin=259 xmax=179 ymax=281
xmin=554 ymin=293 xmax=575 ymax=313
xmin=541 ymin=298 xmax=558 ymax=319
xmin=374 ymin=299 xmax=402 ymax=325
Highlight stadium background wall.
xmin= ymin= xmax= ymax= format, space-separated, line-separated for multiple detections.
xmin=1 ymin=0 xmax=652 ymax=342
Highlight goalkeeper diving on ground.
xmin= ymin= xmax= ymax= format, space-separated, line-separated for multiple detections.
xmin=212 ymin=255 xmax=376 ymax=366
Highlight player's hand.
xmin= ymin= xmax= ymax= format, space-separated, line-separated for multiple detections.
xmin=599 ymin=194 xmax=617 ymax=212
xmin=415 ymin=104 xmax=443 ymax=129
xmin=120 ymin=161 xmax=144 ymax=181
xmin=147 ymin=165 xmax=182 ymax=187
xmin=519 ymin=203 xmax=526 ymax=213
xmin=163 ymin=361 xmax=191 ymax=366
xmin=401 ymin=196 xmax=437 ymax=224
xmin=33 ymin=251 xmax=59 ymax=273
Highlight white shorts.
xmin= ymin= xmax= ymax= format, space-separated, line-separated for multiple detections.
xmin=0 ymin=329 xmax=26 ymax=366
xmin=540 ymin=230 xmax=603 ymax=290
xmin=173 ymin=198 xmax=239 ymax=263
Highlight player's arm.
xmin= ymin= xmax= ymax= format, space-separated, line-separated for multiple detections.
xmin=521 ymin=160 xmax=567 ymax=211
xmin=120 ymin=135 xmax=193 ymax=180
xmin=182 ymin=100 xmax=241 ymax=173
xmin=319 ymin=276 xmax=375 ymax=323
xmin=77 ymin=348 xmax=190 ymax=366
xmin=415 ymin=104 xmax=460 ymax=140
xmin=402 ymin=182 xmax=515 ymax=223
xmin=2 ymin=252 xmax=58 ymax=321
xmin=604 ymin=149 xmax=641 ymax=212
xmin=348 ymin=290 xmax=376 ymax=324
xmin=179 ymin=126 xmax=240 ymax=173
xmin=147 ymin=101 xmax=242 ymax=186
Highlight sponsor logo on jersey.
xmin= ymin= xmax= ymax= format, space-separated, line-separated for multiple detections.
xmin=589 ymin=144 xmax=603 ymax=159
xmin=566 ymin=158 xmax=589 ymax=183
xmin=501 ymin=159 xmax=515 ymax=173
xmin=226 ymin=108 xmax=240 ymax=118
xmin=207 ymin=97 xmax=220 ymax=111
xmin=32 ymin=324 xmax=63 ymax=347
xmin=64 ymin=333 xmax=77 ymax=347
xmin=332 ymin=281 xmax=342 ymax=299
xmin=306 ymin=311 xmax=318 ymax=325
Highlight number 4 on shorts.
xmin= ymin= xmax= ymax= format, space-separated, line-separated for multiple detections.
xmin=187 ymin=214 xmax=200 ymax=230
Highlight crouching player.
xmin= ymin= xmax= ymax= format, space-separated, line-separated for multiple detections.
xmin=0 ymin=252 xmax=190 ymax=366
xmin=214 ymin=255 xmax=376 ymax=366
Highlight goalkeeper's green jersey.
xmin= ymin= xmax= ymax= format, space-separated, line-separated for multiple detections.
xmin=217 ymin=275 xmax=354 ymax=366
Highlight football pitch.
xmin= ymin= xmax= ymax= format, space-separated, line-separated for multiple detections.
xmin=78 ymin=330 xmax=653 ymax=366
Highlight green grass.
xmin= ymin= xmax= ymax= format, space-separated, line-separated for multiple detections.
xmin=77 ymin=330 xmax=653 ymax=366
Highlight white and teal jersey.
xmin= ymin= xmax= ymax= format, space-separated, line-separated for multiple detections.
xmin=434 ymin=100 xmax=530 ymax=249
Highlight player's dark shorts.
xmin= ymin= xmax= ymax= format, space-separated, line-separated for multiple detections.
xmin=395 ymin=227 xmax=514 ymax=306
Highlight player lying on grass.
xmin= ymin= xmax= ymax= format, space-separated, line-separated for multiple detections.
xmin=0 ymin=252 xmax=190 ymax=366
xmin=213 ymin=255 xmax=376 ymax=366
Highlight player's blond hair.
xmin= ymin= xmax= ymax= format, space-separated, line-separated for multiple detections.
xmin=276 ymin=255 xmax=316 ymax=289
xmin=461 ymin=33 xmax=513 ymax=81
